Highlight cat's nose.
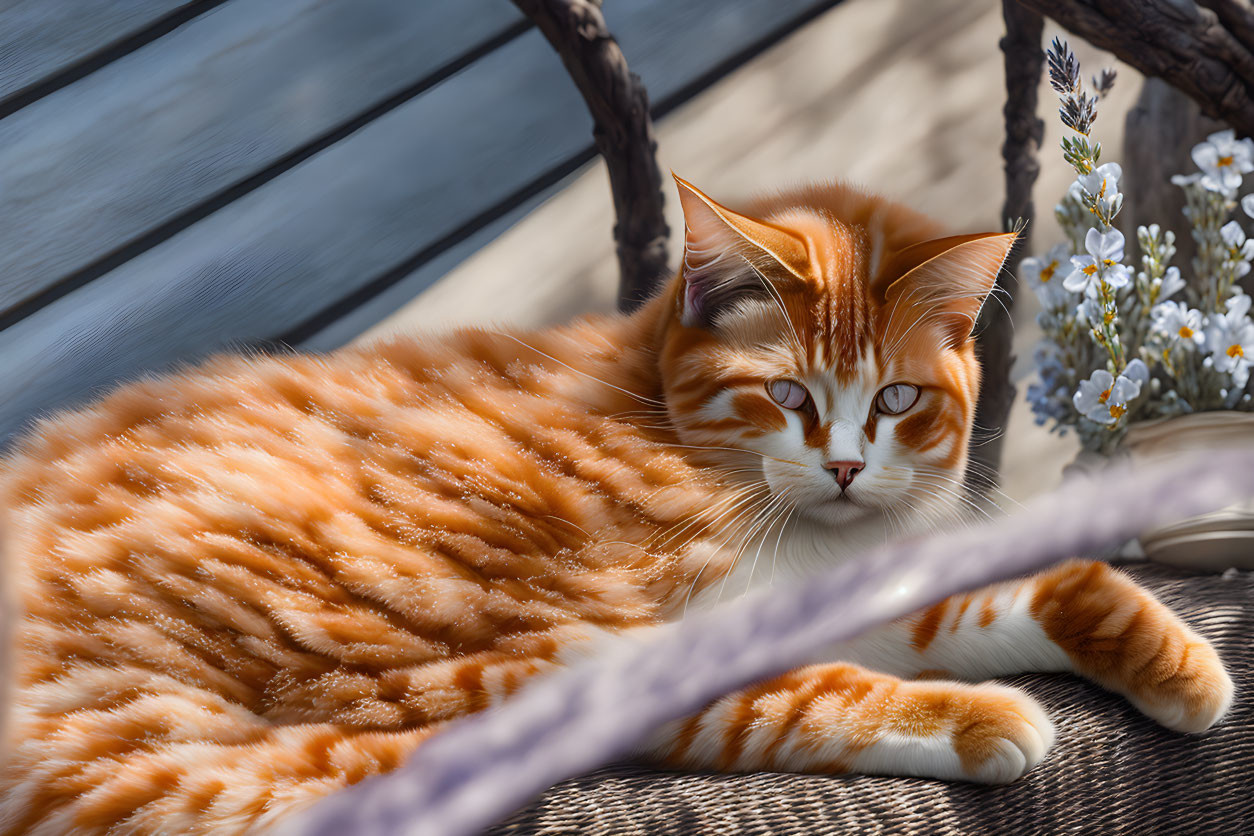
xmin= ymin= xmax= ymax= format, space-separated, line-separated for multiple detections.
xmin=823 ymin=460 xmax=864 ymax=491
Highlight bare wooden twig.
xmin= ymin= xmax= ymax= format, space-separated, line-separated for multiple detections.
xmin=971 ymin=0 xmax=1045 ymax=492
xmin=1196 ymin=0 xmax=1254 ymax=50
xmin=1016 ymin=0 xmax=1254 ymax=137
xmin=510 ymin=0 xmax=672 ymax=310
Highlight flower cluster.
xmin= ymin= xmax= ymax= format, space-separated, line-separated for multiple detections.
xmin=1024 ymin=39 xmax=1254 ymax=453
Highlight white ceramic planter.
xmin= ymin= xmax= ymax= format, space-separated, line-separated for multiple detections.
xmin=1121 ymin=412 xmax=1254 ymax=571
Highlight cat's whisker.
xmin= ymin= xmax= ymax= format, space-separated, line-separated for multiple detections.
xmin=661 ymin=441 xmax=807 ymax=469
xmin=764 ymin=494 xmax=797 ymax=591
xmin=714 ymin=488 xmax=796 ymax=607
xmin=710 ymin=493 xmax=784 ymax=607
xmin=608 ymin=409 xmax=669 ymax=422
xmin=662 ymin=491 xmax=767 ymax=556
xmin=491 ymin=332 xmax=667 ymax=408
xmin=742 ymin=255 xmax=805 ymax=357
xmin=741 ymin=487 xmax=796 ymax=598
xmin=905 ymin=479 xmax=994 ymax=526
xmin=887 ymin=503 xmax=912 ymax=540
xmin=657 ymin=482 xmax=777 ymax=558
xmin=678 ymin=499 xmax=767 ymax=615
xmin=653 ymin=486 xmax=768 ymax=550
xmin=681 ymin=487 xmax=783 ymax=614
xmin=879 ymin=283 xmax=932 ymax=362
xmin=905 ymin=463 xmax=1022 ymax=514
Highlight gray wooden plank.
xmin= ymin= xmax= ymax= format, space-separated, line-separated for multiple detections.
xmin=0 ymin=0 xmax=190 ymax=103
xmin=0 ymin=0 xmax=831 ymax=443
xmin=0 ymin=29 xmax=584 ymax=443
xmin=0 ymin=0 xmax=522 ymax=315
xmin=303 ymin=0 xmax=840 ymax=348
xmin=301 ymin=191 xmax=555 ymax=352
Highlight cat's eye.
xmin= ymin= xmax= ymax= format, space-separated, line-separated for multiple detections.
xmin=875 ymin=383 xmax=919 ymax=415
xmin=767 ymin=379 xmax=809 ymax=410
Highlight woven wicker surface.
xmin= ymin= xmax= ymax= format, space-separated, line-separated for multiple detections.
xmin=490 ymin=565 xmax=1252 ymax=836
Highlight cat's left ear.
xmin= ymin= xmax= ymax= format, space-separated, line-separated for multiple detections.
xmin=878 ymin=231 xmax=1017 ymax=347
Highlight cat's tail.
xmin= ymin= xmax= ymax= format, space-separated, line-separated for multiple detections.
xmin=0 ymin=691 xmax=444 ymax=835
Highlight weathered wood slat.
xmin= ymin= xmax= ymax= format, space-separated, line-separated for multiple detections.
xmin=0 ymin=0 xmax=833 ymax=443
xmin=301 ymin=193 xmax=552 ymax=351
xmin=305 ymin=0 xmax=843 ymax=347
xmin=0 ymin=0 xmax=524 ymax=319
xmin=0 ymin=0 xmax=193 ymax=105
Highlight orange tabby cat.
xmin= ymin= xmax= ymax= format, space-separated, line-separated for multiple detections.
xmin=0 ymin=177 xmax=1232 ymax=834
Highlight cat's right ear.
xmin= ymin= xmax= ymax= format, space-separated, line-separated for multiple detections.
xmin=673 ymin=174 xmax=810 ymax=328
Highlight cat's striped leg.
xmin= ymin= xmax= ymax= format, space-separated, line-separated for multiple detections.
xmin=643 ymin=662 xmax=1053 ymax=784
xmin=836 ymin=559 xmax=1234 ymax=733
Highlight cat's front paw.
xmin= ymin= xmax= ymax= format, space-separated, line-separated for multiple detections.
xmin=1125 ymin=633 xmax=1234 ymax=734
xmin=852 ymin=680 xmax=1055 ymax=784
xmin=1031 ymin=560 xmax=1234 ymax=735
xmin=952 ymin=684 xmax=1055 ymax=784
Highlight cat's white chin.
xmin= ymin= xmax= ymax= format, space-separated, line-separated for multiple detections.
xmin=797 ymin=495 xmax=878 ymax=526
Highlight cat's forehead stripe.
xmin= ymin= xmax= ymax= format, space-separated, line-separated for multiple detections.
xmin=801 ymin=220 xmax=872 ymax=384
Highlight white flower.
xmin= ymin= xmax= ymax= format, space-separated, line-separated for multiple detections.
xmin=1078 ymin=163 xmax=1121 ymax=200
xmin=1123 ymin=358 xmax=1149 ymax=387
xmin=1227 ymin=292 xmax=1253 ymax=319
xmin=1220 ymin=221 xmax=1254 ymax=278
xmin=1064 ymin=227 xmax=1131 ymax=293
xmin=1073 ymin=366 xmax=1142 ymax=425
xmin=1019 ymin=243 xmax=1072 ymax=309
xmin=1221 ymin=220 xmax=1245 ymax=248
xmin=1191 ymin=129 xmax=1254 ymax=195
xmin=1171 ymin=173 xmax=1202 ymax=188
xmin=1205 ymin=292 xmax=1254 ymax=388
xmin=1076 ymin=296 xmax=1105 ymax=328
xmin=1075 ymin=163 xmax=1122 ymax=221
xmin=1243 ymin=194 xmax=1254 ymax=219
xmin=1157 ymin=265 xmax=1186 ymax=300
xmin=1150 ymin=301 xmax=1206 ymax=348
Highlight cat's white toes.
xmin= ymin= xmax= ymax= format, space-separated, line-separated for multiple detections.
xmin=956 ymin=685 xmax=1055 ymax=784
xmin=1127 ymin=639 xmax=1235 ymax=734
xmin=843 ymin=682 xmax=1054 ymax=784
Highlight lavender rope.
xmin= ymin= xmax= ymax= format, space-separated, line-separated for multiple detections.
xmin=280 ymin=451 xmax=1254 ymax=836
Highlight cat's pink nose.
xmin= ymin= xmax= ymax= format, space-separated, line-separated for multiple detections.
xmin=823 ymin=460 xmax=864 ymax=491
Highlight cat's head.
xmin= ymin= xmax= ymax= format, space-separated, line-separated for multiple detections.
xmin=656 ymin=176 xmax=1015 ymax=530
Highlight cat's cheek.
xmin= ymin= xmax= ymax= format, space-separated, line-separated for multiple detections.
xmin=761 ymin=456 xmax=837 ymax=509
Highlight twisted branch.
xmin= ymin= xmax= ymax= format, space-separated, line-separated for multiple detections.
xmin=1016 ymin=0 xmax=1254 ymax=137
xmin=511 ymin=0 xmax=672 ymax=310
xmin=971 ymin=0 xmax=1046 ymax=491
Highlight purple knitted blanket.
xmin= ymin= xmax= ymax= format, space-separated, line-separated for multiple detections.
xmin=279 ymin=451 xmax=1254 ymax=836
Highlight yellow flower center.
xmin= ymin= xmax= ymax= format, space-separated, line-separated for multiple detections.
xmin=1041 ymin=262 xmax=1056 ymax=282
xmin=1099 ymin=387 xmax=1112 ymax=403
xmin=1218 ymin=154 xmax=1235 ymax=168
xmin=1104 ymin=311 xmax=1115 ymax=326
xmin=1229 ymin=343 xmax=1245 ymax=358
xmin=1082 ymin=264 xmax=1098 ymax=276
xmin=1109 ymin=403 xmax=1127 ymax=420
xmin=1179 ymin=325 xmax=1194 ymax=339
xmin=1102 ymin=258 xmax=1117 ymax=266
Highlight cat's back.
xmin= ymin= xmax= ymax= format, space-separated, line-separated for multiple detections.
xmin=5 ymin=319 xmax=654 ymax=501
xmin=2 ymin=321 xmax=720 ymax=698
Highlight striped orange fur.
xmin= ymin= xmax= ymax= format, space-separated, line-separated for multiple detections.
xmin=0 ymin=178 xmax=1232 ymax=834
